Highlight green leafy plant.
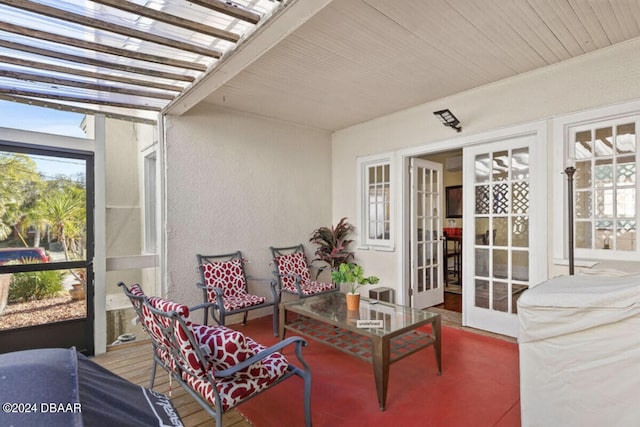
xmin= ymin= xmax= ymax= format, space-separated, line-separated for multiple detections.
xmin=331 ymin=262 xmax=379 ymax=294
xmin=309 ymin=217 xmax=355 ymax=273
xmin=9 ymin=269 xmax=64 ymax=302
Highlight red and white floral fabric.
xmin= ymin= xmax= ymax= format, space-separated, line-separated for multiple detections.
xmin=274 ymin=252 xmax=335 ymax=295
xmin=139 ymin=293 xmax=289 ymax=412
xmin=200 ymin=260 xmax=266 ymax=310
xmin=183 ymin=331 xmax=289 ymax=411
xmin=128 ymin=284 xmax=173 ymax=367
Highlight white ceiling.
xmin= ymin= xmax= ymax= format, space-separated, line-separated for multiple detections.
xmin=198 ymin=0 xmax=640 ymax=131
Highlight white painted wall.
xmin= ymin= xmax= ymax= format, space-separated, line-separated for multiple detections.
xmin=164 ymin=104 xmax=332 ymax=313
xmin=332 ymin=37 xmax=640 ymax=299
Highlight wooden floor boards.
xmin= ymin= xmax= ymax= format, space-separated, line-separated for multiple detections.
xmin=91 ymin=341 xmax=252 ymax=427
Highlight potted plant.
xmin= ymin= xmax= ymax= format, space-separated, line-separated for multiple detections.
xmin=331 ymin=262 xmax=379 ymax=311
xmin=69 ymin=268 xmax=86 ymax=300
xmin=309 ymin=217 xmax=355 ymax=278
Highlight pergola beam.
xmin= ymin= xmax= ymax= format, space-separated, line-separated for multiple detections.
xmin=0 ymin=22 xmax=207 ymax=72
xmin=0 ymin=87 xmax=162 ymax=111
xmin=0 ymin=0 xmax=224 ymax=57
xmin=0 ymin=70 xmax=176 ymax=100
xmin=0 ymin=54 xmax=184 ymax=92
xmin=188 ymin=0 xmax=262 ymax=25
xmin=90 ymin=0 xmax=241 ymax=43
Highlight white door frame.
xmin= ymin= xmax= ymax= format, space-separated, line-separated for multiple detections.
xmin=410 ymin=158 xmax=444 ymax=308
xmin=399 ymin=121 xmax=548 ymax=329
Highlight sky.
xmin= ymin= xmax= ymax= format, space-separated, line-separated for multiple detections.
xmin=0 ymin=100 xmax=87 ymax=139
xmin=0 ymin=100 xmax=87 ymax=178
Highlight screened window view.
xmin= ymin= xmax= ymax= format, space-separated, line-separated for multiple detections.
xmin=0 ymin=149 xmax=88 ymax=330
xmin=573 ymin=122 xmax=637 ymax=252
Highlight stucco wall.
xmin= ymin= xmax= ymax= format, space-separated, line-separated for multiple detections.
xmin=332 ymin=37 xmax=640 ymax=297
xmin=164 ymin=104 xmax=332 ymax=311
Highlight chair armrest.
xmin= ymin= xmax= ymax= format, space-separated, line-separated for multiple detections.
xmin=189 ymin=302 xmax=218 ymax=313
xmin=214 ymin=336 xmax=308 ymax=378
xmin=308 ymin=263 xmax=329 ymax=280
xmin=246 ymin=276 xmax=272 ymax=282
xmin=271 ymin=272 xmax=306 ymax=295
xmin=195 ymin=283 xmax=224 ymax=302
xmin=272 ymin=272 xmax=303 ymax=281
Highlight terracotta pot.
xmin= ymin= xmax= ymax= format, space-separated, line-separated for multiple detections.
xmin=346 ymin=292 xmax=360 ymax=311
xmin=69 ymin=283 xmax=85 ymax=300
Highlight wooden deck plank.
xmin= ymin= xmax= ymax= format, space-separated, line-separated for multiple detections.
xmin=91 ymin=341 xmax=252 ymax=427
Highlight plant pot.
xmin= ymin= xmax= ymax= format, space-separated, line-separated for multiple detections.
xmin=69 ymin=283 xmax=85 ymax=300
xmin=346 ymin=292 xmax=360 ymax=311
xmin=0 ymin=274 xmax=10 ymax=316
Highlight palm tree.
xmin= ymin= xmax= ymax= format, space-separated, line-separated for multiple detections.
xmin=34 ymin=187 xmax=85 ymax=261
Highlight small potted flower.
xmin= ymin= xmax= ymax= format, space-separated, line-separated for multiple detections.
xmin=331 ymin=262 xmax=379 ymax=311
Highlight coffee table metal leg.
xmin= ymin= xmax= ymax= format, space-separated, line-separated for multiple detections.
xmin=372 ymin=337 xmax=390 ymax=411
xmin=434 ymin=316 xmax=442 ymax=375
xmin=278 ymin=304 xmax=286 ymax=339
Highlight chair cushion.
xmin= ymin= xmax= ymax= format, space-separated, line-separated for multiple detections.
xmin=192 ymin=325 xmax=257 ymax=375
xmin=147 ymin=297 xmax=198 ymax=372
xmin=296 ymin=280 xmax=335 ymax=296
xmin=126 ymin=285 xmax=170 ymax=365
xmin=182 ymin=336 xmax=289 ymax=411
xmin=274 ymin=252 xmax=311 ymax=291
xmin=201 ymin=260 xmax=247 ymax=299
xmin=221 ymin=294 xmax=266 ymax=311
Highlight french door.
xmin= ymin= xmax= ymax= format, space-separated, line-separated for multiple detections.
xmin=462 ymin=133 xmax=545 ymax=337
xmin=410 ymin=158 xmax=444 ymax=308
xmin=0 ymin=143 xmax=94 ymax=354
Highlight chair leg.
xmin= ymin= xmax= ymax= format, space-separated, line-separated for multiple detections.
xmin=242 ymin=311 xmax=249 ymax=326
xmin=272 ymin=303 xmax=279 ymax=337
xmin=303 ymin=368 xmax=312 ymax=426
xmin=149 ymin=358 xmax=158 ymax=388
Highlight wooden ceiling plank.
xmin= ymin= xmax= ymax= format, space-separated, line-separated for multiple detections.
xmin=467 ymin=0 xmax=549 ymax=70
xmin=610 ymin=0 xmax=640 ymax=38
xmin=587 ymin=0 xmax=625 ymax=44
xmin=505 ymin=0 xmax=571 ymax=63
xmin=188 ymin=0 xmax=261 ymax=25
xmin=0 ymin=0 xmax=223 ymax=57
xmin=0 ymin=87 xmax=162 ymax=111
xmin=0 ymin=69 xmax=176 ymax=100
xmin=0 ymin=39 xmax=195 ymax=82
xmin=89 ymin=0 xmax=240 ymax=43
xmin=0 ymin=53 xmax=184 ymax=92
xmin=566 ymin=0 xmax=612 ymax=49
xmin=0 ymin=21 xmax=207 ymax=72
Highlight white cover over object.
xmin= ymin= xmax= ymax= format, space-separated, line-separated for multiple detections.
xmin=517 ymin=274 xmax=640 ymax=427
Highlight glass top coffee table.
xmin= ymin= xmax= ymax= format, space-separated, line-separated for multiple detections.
xmin=279 ymin=291 xmax=441 ymax=410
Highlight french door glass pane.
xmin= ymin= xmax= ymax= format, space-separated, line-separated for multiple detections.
xmin=473 ymin=147 xmax=530 ymax=314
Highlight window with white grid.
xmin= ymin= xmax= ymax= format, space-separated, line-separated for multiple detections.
xmin=569 ymin=118 xmax=638 ymax=254
xmin=358 ymin=154 xmax=393 ymax=248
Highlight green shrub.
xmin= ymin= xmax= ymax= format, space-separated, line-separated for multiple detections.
xmin=9 ymin=270 xmax=64 ymax=302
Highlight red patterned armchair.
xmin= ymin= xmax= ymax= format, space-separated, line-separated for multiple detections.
xmin=270 ymin=244 xmax=337 ymax=300
xmin=118 ymin=282 xmax=312 ymax=427
xmin=197 ymin=251 xmax=278 ymax=336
